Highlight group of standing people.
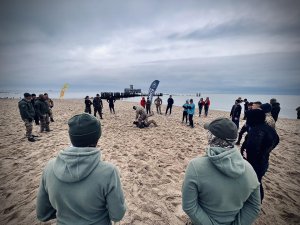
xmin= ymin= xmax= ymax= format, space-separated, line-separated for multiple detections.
xmin=182 ymin=99 xmax=195 ymax=128
xmin=18 ymin=92 xmax=54 ymax=142
xmin=197 ymin=97 xmax=210 ymax=117
xmin=230 ymin=97 xmax=281 ymax=130
xmin=229 ymin=97 xmax=281 ymax=203
xmin=84 ymin=94 xmax=117 ymax=119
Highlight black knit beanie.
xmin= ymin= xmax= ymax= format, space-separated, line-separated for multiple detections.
xmin=68 ymin=113 xmax=101 ymax=147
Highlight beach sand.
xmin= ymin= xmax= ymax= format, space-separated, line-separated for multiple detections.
xmin=0 ymin=99 xmax=299 ymax=225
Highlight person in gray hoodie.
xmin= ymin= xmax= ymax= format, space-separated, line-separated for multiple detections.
xmin=182 ymin=118 xmax=261 ymax=225
xmin=36 ymin=113 xmax=126 ymax=225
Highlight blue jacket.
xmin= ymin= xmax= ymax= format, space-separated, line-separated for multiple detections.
xmin=36 ymin=147 xmax=126 ymax=225
xmin=183 ymin=103 xmax=189 ymax=112
xmin=187 ymin=103 xmax=195 ymax=115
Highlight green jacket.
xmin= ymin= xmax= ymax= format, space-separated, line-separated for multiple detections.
xmin=34 ymin=99 xmax=49 ymax=117
xmin=36 ymin=147 xmax=126 ymax=225
xmin=18 ymin=98 xmax=35 ymax=120
xmin=182 ymin=147 xmax=261 ymax=225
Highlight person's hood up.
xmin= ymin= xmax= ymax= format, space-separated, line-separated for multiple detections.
xmin=53 ymin=147 xmax=100 ymax=183
xmin=206 ymin=147 xmax=245 ymax=178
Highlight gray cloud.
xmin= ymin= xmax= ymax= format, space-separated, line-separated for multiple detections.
xmin=0 ymin=0 xmax=299 ymax=95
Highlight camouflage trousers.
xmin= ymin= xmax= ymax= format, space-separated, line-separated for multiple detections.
xmin=40 ymin=114 xmax=50 ymax=132
xmin=24 ymin=119 xmax=33 ymax=137
xmin=48 ymin=108 xmax=54 ymax=120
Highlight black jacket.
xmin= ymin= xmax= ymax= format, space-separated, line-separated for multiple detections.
xmin=93 ymin=97 xmax=103 ymax=108
xmin=245 ymin=123 xmax=279 ymax=175
xmin=18 ymin=99 xmax=35 ymax=120
xmin=85 ymin=99 xmax=92 ymax=108
xmin=167 ymin=98 xmax=174 ymax=106
xmin=230 ymin=104 xmax=242 ymax=118
xmin=35 ymin=99 xmax=50 ymax=117
xmin=271 ymin=102 xmax=280 ymax=122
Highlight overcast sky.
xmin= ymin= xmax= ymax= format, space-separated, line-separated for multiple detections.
xmin=0 ymin=0 xmax=299 ymax=94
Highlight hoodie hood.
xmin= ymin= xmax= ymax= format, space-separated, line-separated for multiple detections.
xmin=53 ymin=147 xmax=100 ymax=183
xmin=206 ymin=147 xmax=245 ymax=178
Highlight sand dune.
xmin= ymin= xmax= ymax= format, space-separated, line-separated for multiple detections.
xmin=0 ymin=99 xmax=299 ymax=225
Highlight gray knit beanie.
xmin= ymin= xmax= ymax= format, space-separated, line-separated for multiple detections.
xmin=68 ymin=113 xmax=101 ymax=147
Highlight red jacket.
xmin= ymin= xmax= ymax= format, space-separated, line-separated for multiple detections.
xmin=140 ymin=98 xmax=146 ymax=108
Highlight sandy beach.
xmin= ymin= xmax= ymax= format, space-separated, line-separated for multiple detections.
xmin=0 ymin=98 xmax=299 ymax=225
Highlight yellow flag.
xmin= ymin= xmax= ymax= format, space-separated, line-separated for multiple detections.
xmin=60 ymin=83 xmax=69 ymax=99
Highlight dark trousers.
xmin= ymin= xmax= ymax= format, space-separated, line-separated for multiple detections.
xmin=182 ymin=111 xmax=188 ymax=123
xmin=146 ymin=106 xmax=151 ymax=114
xmin=189 ymin=114 xmax=194 ymax=128
xmin=237 ymin=125 xmax=248 ymax=144
xmin=204 ymin=106 xmax=209 ymax=116
xmin=94 ymin=107 xmax=103 ymax=118
xmin=165 ymin=105 xmax=172 ymax=114
xmin=243 ymin=110 xmax=248 ymax=120
xmin=232 ymin=117 xmax=240 ymax=129
xmin=258 ymin=175 xmax=264 ymax=203
xmin=34 ymin=114 xmax=40 ymax=125
xmin=85 ymin=107 xmax=91 ymax=114
xmin=199 ymin=106 xmax=203 ymax=116
xmin=109 ymin=105 xmax=115 ymax=113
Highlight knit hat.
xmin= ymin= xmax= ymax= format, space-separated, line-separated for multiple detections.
xmin=68 ymin=113 xmax=101 ymax=147
xmin=246 ymin=109 xmax=266 ymax=127
xmin=24 ymin=93 xmax=31 ymax=97
xmin=204 ymin=118 xmax=237 ymax=141
xmin=261 ymin=103 xmax=272 ymax=113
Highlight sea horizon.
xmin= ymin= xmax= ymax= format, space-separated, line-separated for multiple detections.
xmin=1 ymin=89 xmax=299 ymax=119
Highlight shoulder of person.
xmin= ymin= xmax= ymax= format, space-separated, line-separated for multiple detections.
xmin=95 ymin=161 xmax=118 ymax=173
xmin=187 ymin=156 xmax=210 ymax=172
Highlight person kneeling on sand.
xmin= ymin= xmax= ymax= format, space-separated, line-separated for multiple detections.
xmin=182 ymin=118 xmax=261 ymax=225
xmin=36 ymin=113 xmax=126 ymax=224
xmin=133 ymin=106 xmax=157 ymax=128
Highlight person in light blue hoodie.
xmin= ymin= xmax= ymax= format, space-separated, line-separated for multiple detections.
xmin=182 ymin=118 xmax=261 ymax=225
xmin=36 ymin=113 xmax=126 ymax=225
xmin=187 ymin=99 xmax=195 ymax=128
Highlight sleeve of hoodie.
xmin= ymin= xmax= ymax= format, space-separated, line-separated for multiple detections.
xmin=106 ymin=167 xmax=126 ymax=222
xmin=182 ymin=161 xmax=215 ymax=225
xmin=36 ymin=168 xmax=57 ymax=222
xmin=232 ymin=186 xmax=261 ymax=225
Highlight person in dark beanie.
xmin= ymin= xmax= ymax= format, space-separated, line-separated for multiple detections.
xmin=230 ymin=99 xmax=242 ymax=129
xmin=18 ymin=93 xmax=36 ymax=142
xmin=31 ymin=93 xmax=40 ymax=125
xmin=84 ymin=96 xmax=92 ymax=114
xmin=36 ymin=113 xmax=126 ymax=224
xmin=242 ymin=109 xmax=279 ymax=203
xmin=165 ymin=95 xmax=174 ymax=115
xmin=146 ymin=97 xmax=151 ymax=114
xmin=270 ymin=98 xmax=281 ymax=122
xmin=107 ymin=94 xmax=116 ymax=114
xmin=182 ymin=118 xmax=261 ymax=225
xmin=243 ymin=98 xmax=249 ymax=120
xmin=93 ymin=94 xmax=103 ymax=119
xmin=35 ymin=94 xmax=50 ymax=132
